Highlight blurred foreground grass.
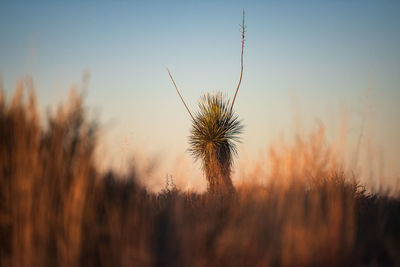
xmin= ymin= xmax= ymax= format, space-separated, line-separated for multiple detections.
xmin=0 ymin=83 xmax=399 ymax=266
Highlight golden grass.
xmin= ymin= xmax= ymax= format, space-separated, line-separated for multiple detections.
xmin=0 ymin=82 xmax=399 ymax=266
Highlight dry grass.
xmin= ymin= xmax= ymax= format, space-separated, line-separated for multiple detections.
xmin=1 ymin=83 xmax=400 ymax=266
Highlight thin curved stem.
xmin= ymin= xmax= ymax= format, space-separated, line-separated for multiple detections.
xmin=229 ymin=10 xmax=246 ymax=116
xmin=167 ymin=68 xmax=201 ymax=131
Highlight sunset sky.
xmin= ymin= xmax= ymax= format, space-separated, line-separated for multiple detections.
xmin=1 ymin=1 xmax=399 ymax=190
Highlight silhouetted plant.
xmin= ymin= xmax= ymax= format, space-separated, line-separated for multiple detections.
xmin=189 ymin=93 xmax=243 ymax=193
xmin=167 ymin=12 xmax=246 ymax=194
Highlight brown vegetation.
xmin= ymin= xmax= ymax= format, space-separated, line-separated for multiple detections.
xmin=1 ymin=84 xmax=400 ymax=266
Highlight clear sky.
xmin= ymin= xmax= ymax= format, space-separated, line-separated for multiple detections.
xmin=1 ymin=0 xmax=399 ymax=191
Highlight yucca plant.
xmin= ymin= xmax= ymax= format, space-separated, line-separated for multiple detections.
xmin=189 ymin=93 xmax=243 ymax=193
xmin=168 ymin=12 xmax=246 ymax=194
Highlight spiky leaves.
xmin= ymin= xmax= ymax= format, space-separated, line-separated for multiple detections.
xmin=189 ymin=92 xmax=243 ymax=194
xmin=167 ymin=13 xmax=246 ymax=194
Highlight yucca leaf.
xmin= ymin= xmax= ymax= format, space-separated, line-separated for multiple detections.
xmin=189 ymin=92 xmax=243 ymax=170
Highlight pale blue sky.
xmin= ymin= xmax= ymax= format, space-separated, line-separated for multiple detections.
xmin=1 ymin=0 xmax=399 ymax=189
